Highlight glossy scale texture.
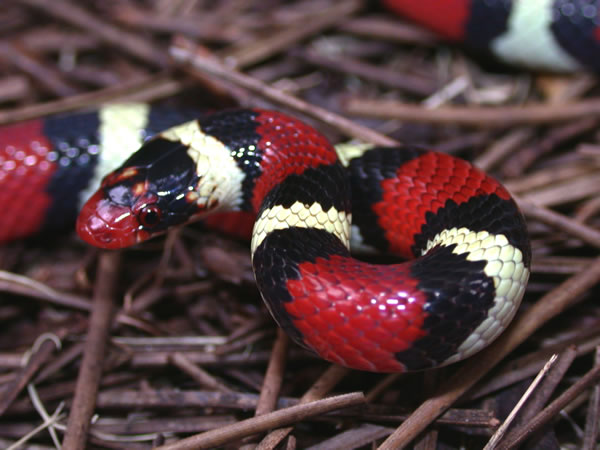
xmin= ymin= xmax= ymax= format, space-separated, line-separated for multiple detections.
xmin=76 ymin=109 xmax=531 ymax=372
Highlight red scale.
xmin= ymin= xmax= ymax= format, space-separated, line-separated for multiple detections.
xmin=286 ymin=255 xmax=428 ymax=372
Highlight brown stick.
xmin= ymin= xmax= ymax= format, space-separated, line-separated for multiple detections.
xmin=154 ymin=392 xmax=365 ymax=450
xmin=344 ymin=97 xmax=600 ymax=127
xmin=255 ymin=329 xmax=289 ymax=416
xmin=0 ymin=279 xmax=92 ymax=311
xmin=62 ymin=252 xmax=121 ymax=449
xmin=239 ymin=329 xmax=289 ymax=449
xmin=0 ymin=74 xmax=184 ymax=125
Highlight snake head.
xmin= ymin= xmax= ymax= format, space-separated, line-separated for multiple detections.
xmin=77 ymin=135 xmax=205 ymax=249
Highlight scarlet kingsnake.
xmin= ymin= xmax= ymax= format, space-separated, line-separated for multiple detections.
xmin=16 ymin=0 xmax=600 ymax=371
xmin=0 ymin=105 xmax=530 ymax=372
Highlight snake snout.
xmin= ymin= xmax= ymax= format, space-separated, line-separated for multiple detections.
xmin=76 ymin=190 xmax=140 ymax=249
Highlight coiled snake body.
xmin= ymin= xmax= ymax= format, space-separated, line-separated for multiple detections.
xmin=3 ymin=105 xmax=529 ymax=373
xmin=8 ymin=0 xmax=588 ymax=370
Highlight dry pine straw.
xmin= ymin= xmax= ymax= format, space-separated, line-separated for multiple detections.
xmin=0 ymin=1 xmax=600 ymax=449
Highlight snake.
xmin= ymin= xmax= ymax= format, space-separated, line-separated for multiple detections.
xmin=11 ymin=0 xmax=594 ymax=371
xmin=0 ymin=105 xmax=530 ymax=373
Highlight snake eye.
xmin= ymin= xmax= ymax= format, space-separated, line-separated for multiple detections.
xmin=138 ymin=205 xmax=162 ymax=228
